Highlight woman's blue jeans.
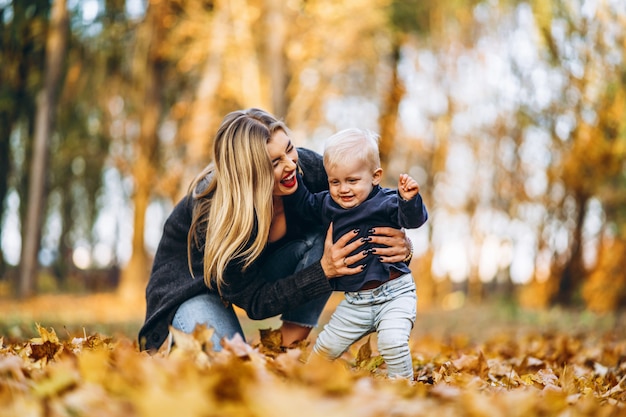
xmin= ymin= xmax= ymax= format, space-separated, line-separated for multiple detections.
xmin=172 ymin=231 xmax=328 ymax=351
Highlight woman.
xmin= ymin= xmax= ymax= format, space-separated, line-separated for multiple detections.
xmin=138 ymin=108 xmax=412 ymax=352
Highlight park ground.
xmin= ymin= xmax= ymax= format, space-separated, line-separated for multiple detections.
xmin=0 ymin=292 xmax=625 ymax=416
xmin=0 ymin=291 xmax=623 ymax=344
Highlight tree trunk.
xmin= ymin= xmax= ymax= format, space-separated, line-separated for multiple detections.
xmin=118 ymin=0 xmax=165 ymax=301
xmin=555 ymin=192 xmax=588 ymax=305
xmin=228 ymin=0 xmax=264 ymax=109
xmin=264 ymin=0 xmax=287 ymax=118
xmin=179 ymin=0 xmax=229 ymax=187
xmin=18 ymin=0 xmax=68 ymax=298
xmin=378 ymin=42 xmax=405 ymax=168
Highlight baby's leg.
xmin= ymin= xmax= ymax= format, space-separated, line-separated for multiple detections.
xmin=375 ymin=290 xmax=416 ymax=379
xmin=313 ymin=297 xmax=372 ymax=359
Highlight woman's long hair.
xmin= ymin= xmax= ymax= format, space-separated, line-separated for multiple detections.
xmin=187 ymin=108 xmax=287 ymax=290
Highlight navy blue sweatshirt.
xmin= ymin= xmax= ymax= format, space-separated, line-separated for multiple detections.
xmin=284 ymin=175 xmax=428 ymax=291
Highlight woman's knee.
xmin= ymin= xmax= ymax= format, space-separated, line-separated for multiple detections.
xmin=298 ymin=231 xmax=325 ymax=269
xmin=173 ymin=293 xmax=243 ymax=350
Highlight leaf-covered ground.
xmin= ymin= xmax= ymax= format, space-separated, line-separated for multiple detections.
xmin=0 ymin=295 xmax=625 ymax=417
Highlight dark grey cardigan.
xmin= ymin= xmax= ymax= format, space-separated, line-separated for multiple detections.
xmin=138 ymin=148 xmax=332 ymax=351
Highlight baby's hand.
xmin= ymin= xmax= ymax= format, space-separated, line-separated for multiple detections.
xmin=398 ymin=174 xmax=420 ymax=200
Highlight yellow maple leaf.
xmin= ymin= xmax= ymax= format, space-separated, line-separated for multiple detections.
xmin=355 ymin=336 xmax=373 ymax=366
xmin=34 ymin=323 xmax=60 ymax=344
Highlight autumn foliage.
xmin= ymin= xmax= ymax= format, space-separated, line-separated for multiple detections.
xmin=1 ymin=321 xmax=625 ymax=417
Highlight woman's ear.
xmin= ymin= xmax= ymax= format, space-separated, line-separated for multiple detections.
xmin=372 ymin=168 xmax=383 ymax=185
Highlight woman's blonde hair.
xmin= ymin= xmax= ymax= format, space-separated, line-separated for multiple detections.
xmin=188 ymin=108 xmax=288 ymax=290
xmin=323 ymin=128 xmax=381 ymax=172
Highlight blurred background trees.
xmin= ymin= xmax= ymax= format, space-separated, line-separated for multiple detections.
xmin=0 ymin=0 xmax=624 ymax=312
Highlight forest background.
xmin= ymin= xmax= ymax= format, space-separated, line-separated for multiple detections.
xmin=1 ymin=0 xmax=626 ymax=330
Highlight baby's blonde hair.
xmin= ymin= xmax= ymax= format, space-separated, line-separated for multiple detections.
xmin=323 ymin=128 xmax=381 ymax=173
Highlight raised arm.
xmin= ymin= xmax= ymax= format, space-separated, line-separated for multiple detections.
xmin=396 ymin=173 xmax=428 ymax=229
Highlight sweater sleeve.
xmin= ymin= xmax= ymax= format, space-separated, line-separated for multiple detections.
xmin=397 ymin=192 xmax=429 ymax=229
xmin=219 ymin=260 xmax=332 ymax=320
xmin=283 ymin=172 xmax=327 ymax=224
xmin=297 ymin=147 xmax=328 ymax=193
xmin=139 ymin=194 xmax=207 ymax=351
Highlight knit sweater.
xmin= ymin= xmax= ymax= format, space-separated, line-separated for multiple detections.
xmin=138 ymin=148 xmax=332 ymax=351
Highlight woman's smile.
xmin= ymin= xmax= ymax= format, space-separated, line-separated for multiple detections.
xmin=268 ymin=129 xmax=299 ymax=196
xmin=281 ymin=172 xmax=297 ymax=188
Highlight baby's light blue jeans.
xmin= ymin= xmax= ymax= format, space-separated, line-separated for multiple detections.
xmin=171 ymin=231 xmax=328 ymax=351
xmin=313 ymin=274 xmax=417 ymax=379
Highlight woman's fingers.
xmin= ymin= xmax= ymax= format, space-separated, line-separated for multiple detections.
xmin=367 ymin=226 xmax=410 ymax=262
xmin=321 ymin=223 xmax=346 ymax=278
xmin=336 ymin=227 xmax=367 ymax=267
xmin=321 ymin=223 xmax=366 ymax=278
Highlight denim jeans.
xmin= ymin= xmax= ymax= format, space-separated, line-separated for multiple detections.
xmin=313 ymin=274 xmax=417 ymax=379
xmin=172 ymin=231 xmax=328 ymax=351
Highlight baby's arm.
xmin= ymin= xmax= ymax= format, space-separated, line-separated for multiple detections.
xmin=398 ymin=174 xmax=420 ymax=201
xmin=396 ymin=173 xmax=428 ymax=229
xmin=283 ymin=173 xmax=326 ymax=223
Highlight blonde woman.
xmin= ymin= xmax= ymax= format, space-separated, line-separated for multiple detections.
xmin=139 ymin=109 xmax=412 ymax=352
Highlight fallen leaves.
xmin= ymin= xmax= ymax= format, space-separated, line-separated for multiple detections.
xmin=0 ymin=322 xmax=625 ymax=417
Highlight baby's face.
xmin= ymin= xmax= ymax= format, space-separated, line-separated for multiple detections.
xmin=326 ymin=159 xmax=382 ymax=209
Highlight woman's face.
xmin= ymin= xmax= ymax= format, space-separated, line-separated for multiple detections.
xmin=267 ymin=129 xmax=299 ymax=196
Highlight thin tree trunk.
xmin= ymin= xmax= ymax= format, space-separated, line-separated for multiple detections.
xmin=265 ymin=0 xmax=287 ymax=117
xmin=118 ymin=0 xmax=164 ymax=301
xmin=555 ymin=193 xmax=588 ymax=305
xmin=18 ymin=0 xmax=68 ymax=298
xmin=180 ymin=0 xmax=229 ymax=184
xmin=228 ymin=0 xmax=264 ymax=109
xmin=378 ymin=42 xmax=405 ymax=168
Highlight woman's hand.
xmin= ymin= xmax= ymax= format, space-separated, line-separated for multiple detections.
xmin=367 ymin=227 xmax=412 ymax=263
xmin=320 ymin=223 xmax=367 ymax=279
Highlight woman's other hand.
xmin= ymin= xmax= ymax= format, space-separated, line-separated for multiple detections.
xmin=367 ymin=227 xmax=411 ymax=263
xmin=320 ymin=223 xmax=367 ymax=279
